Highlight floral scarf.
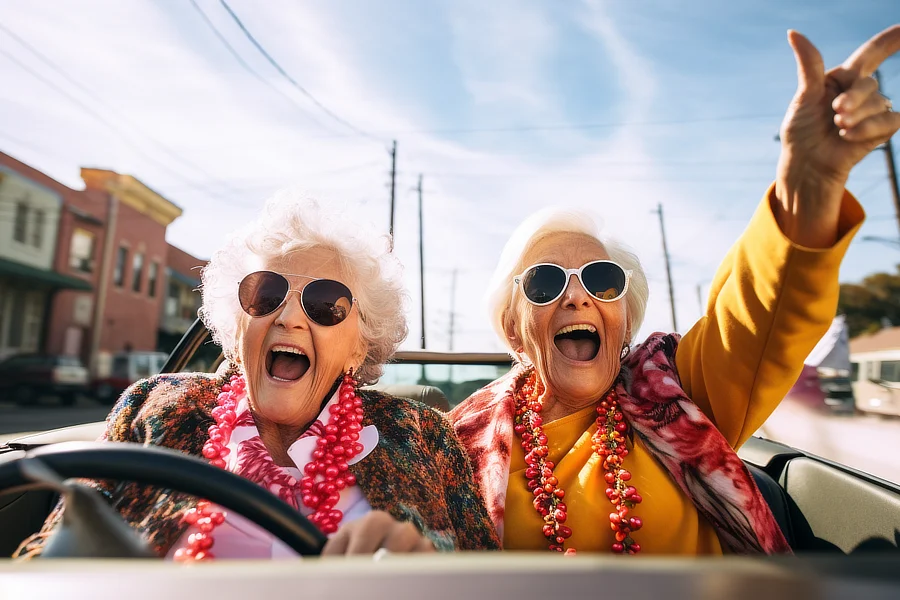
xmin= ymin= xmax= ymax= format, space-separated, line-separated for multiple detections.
xmin=449 ymin=332 xmax=791 ymax=554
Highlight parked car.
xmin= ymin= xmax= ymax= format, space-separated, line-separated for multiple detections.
xmin=851 ymin=348 xmax=900 ymax=417
xmin=1 ymin=320 xmax=899 ymax=597
xmin=92 ymin=351 xmax=168 ymax=403
xmin=0 ymin=354 xmax=89 ymax=406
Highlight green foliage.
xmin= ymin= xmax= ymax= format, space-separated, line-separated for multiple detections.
xmin=838 ymin=265 xmax=900 ymax=338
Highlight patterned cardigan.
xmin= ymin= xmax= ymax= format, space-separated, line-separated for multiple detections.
xmin=16 ymin=369 xmax=501 ymax=558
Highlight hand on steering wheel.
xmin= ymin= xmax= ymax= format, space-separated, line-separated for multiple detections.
xmin=322 ymin=510 xmax=435 ymax=555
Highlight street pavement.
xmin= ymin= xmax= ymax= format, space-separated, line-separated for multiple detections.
xmin=0 ymin=396 xmax=110 ymax=444
xmin=756 ymin=393 xmax=900 ymax=485
xmin=2 ymin=392 xmax=898 ymax=486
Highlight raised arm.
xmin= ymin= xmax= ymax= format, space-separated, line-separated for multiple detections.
xmin=675 ymin=26 xmax=899 ymax=448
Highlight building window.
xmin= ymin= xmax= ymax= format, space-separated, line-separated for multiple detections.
xmin=132 ymin=253 xmax=144 ymax=292
xmin=69 ymin=229 xmax=95 ymax=273
xmin=148 ymin=262 xmax=159 ymax=297
xmin=13 ymin=202 xmax=28 ymax=243
xmin=114 ymin=247 xmax=128 ymax=287
xmin=31 ymin=209 xmax=45 ymax=248
xmin=881 ymin=360 xmax=900 ymax=383
xmin=165 ymin=279 xmax=179 ymax=317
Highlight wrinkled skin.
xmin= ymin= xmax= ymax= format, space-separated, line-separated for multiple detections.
xmin=233 ymin=247 xmax=434 ymax=555
xmin=505 ymin=232 xmax=629 ymax=423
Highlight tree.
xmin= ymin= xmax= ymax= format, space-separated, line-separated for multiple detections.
xmin=838 ymin=265 xmax=900 ymax=337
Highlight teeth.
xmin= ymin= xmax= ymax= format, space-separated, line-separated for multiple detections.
xmin=270 ymin=345 xmax=306 ymax=355
xmin=555 ymin=324 xmax=598 ymax=336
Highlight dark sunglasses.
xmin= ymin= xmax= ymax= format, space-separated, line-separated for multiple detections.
xmin=238 ymin=271 xmax=357 ymax=326
xmin=513 ymin=260 xmax=632 ymax=306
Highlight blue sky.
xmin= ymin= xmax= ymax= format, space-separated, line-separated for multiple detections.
xmin=1 ymin=0 xmax=899 ymax=351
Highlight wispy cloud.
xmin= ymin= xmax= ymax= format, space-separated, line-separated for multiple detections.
xmin=1 ymin=0 xmax=896 ymax=351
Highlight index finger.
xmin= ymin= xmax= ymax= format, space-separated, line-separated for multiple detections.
xmin=843 ymin=24 xmax=900 ymax=77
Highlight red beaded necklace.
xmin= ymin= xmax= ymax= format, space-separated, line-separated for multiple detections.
xmin=174 ymin=372 xmax=364 ymax=562
xmin=513 ymin=371 xmax=643 ymax=555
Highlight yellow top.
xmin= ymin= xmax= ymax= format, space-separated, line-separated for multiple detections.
xmin=504 ymin=186 xmax=865 ymax=554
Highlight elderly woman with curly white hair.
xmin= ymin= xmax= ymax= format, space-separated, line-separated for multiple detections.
xmin=450 ymin=27 xmax=900 ymax=556
xmin=16 ymin=193 xmax=500 ymax=561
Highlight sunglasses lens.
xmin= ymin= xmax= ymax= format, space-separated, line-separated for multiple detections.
xmin=522 ymin=264 xmax=567 ymax=305
xmin=582 ymin=262 xmax=627 ymax=300
xmin=302 ymin=279 xmax=354 ymax=326
xmin=239 ymin=271 xmax=289 ymax=317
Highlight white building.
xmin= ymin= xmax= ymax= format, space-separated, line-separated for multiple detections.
xmin=0 ymin=167 xmax=65 ymax=358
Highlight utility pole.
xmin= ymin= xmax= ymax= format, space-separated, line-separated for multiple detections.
xmin=874 ymin=71 xmax=900 ymax=238
xmin=90 ymin=192 xmax=119 ymax=376
xmin=448 ymin=268 xmax=458 ymax=351
xmin=388 ymin=140 xmax=397 ymax=250
xmin=417 ymin=174 xmax=426 ymax=349
xmin=696 ymin=283 xmax=704 ymax=317
xmin=654 ymin=203 xmax=678 ymax=331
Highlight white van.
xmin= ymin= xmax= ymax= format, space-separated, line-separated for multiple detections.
xmin=850 ymin=349 xmax=900 ymax=416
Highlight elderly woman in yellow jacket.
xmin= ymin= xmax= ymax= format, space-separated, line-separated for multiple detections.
xmin=450 ymin=26 xmax=900 ymax=555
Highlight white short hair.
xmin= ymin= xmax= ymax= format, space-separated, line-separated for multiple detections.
xmin=486 ymin=207 xmax=649 ymax=354
xmin=199 ymin=191 xmax=408 ymax=384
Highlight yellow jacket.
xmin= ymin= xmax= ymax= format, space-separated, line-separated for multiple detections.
xmin=501 ymin=185 xmax=864 ymax=554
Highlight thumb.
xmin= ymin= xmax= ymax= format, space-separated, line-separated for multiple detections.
xmin=787 ymin=30 xmax=825 ymax=95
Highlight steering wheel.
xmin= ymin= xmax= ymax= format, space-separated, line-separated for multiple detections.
xmin=0 ymin=442 xmax=327 ymax=557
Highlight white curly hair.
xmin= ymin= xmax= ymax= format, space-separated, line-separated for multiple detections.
xmin=486 ymin=207 xmax=649 ymax=359
xmin=199 ymin=191 xmax=408 ymax=384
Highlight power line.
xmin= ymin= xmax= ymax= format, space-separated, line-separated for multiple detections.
xmin=306 ymin=113 xmax=783 ymax=139
xmin=0 ymin=22 xmax=246 ymax=199
xmin=217 ymin=0 xmax=379 ymax=142
xmin=157 ymin=160 xmax=384 ymax=193
xmin=0 ymin=132 xmax=74 ymax=163
xmin=185 ymin=0 xmax=336 ymax=134
xmin=0 ymin=48 xmax=239 ymax=203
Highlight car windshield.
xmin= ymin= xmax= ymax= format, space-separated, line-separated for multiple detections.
xmin=0 ymin=2 xmax=898 ymax=495
xmin=380 ymin=361 xmax=512 ymax=408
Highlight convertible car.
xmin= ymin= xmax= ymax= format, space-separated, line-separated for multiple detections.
xmin=1 ymin=320 xmax=899 ymax=599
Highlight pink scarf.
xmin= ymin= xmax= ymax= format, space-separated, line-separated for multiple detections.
xmin=449 ymin=332 xmax=791 ymax=554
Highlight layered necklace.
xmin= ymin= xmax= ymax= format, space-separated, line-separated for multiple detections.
xmin=513 ymin=371 xmax=643 ymax=555
xmin=174 ymin=372 xmax=365 ymax=561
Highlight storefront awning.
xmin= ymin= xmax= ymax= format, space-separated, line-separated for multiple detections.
xmin=0 ymin=257 xmax=93 ymax=291
xmin=167 ymin=268 xmax=200 ymax=288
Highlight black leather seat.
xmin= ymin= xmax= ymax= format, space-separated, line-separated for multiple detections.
xmin=747 ymin=463 xmax=795 ymax=549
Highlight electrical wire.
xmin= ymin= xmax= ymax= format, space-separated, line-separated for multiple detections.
xmin=186 ymin=0 xmax=337 ymax=135
xmin=217 ymin=0 xmax=380 ymax=142
xmin=0 ymin=48 xmax=240 ymax=202
xmin=0 ymin=22 xmax=247 ymax=199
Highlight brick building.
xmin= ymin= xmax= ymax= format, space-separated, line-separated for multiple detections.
xmin=0 ymin=151 xmax=186 ymax=375
xmin=0 ymin=152 xmax=92 ymax=360
xmin=158 ymin=242 xmax=206 ymax=354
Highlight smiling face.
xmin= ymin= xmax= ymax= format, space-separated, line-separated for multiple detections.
xmin=235 ymin=246 xmax=367 ymax=428
xmin=506 ymin=232 xmax=629 ymax=414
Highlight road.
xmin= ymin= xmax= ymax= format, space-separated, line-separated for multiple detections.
xmin=756 ymin=393 xmax=900 ymax=484
xmin=0 ymin=396 xmax=110 ymax=444
xmin=2 ymin=392 xmax=899 ymax=486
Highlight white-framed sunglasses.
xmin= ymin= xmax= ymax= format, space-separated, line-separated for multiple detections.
xmin=512 ymin=260 xmax=633 ymax=306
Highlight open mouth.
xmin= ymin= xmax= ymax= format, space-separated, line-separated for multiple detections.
xmin=554 ymin=324 xmax=601 ymax=362
xmin=266 ymin=345 xmax=311 ymax=382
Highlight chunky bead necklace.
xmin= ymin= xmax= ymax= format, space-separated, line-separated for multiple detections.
xmin=513 ymin=371 xmax=643 ymax=555
xmin=174 ymin=372 xmax=364 ymax=562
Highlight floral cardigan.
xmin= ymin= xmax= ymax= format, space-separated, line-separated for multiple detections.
xmin=16 ymin=369 xmax=501 ymax=558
